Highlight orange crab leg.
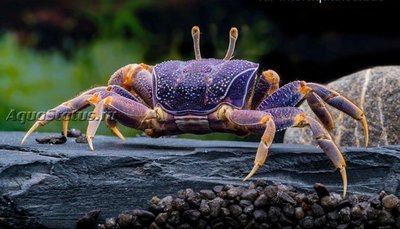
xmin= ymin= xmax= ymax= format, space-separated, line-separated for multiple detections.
xmin=228 ymin=110 xmax=276 ymax=181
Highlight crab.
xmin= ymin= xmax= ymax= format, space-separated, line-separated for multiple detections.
xmin=21 ymin=26 xmax=368 ymax=198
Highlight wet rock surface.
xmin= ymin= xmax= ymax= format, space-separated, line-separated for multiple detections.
xmin=285 ymin=66 xmax=400 ymax=147
xmin=0 ymin=132 xmax=400 ymax=228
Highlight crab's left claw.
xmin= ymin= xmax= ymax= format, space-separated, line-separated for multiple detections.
xmin=243 ymin=115 xmax=276 ymax=181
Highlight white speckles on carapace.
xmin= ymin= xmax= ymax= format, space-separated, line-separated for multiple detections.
xmin=153 ymin=58 xmax=258 ymax=115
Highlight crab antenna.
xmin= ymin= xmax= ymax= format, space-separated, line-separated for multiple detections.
xmin=191 ymin=26 xmax=201 ymax=60
xmin=223 ymin=27 xmax=238 ymax=60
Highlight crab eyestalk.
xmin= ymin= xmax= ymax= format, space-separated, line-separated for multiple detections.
xmin=223 ymin=27 xmax=238 ymax=60
xmin=191 ymin=26 xmax=201 ymax=60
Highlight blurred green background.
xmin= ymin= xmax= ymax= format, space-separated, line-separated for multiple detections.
xmin=1 ymin=0 xmax=399 ymax=141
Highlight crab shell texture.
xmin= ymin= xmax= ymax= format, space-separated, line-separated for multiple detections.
xmin=154 ymin=59 xmax=258 ymax=115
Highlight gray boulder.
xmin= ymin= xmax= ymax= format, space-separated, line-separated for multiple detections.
xmin=285 ymin=66 xmax=400 ymax=147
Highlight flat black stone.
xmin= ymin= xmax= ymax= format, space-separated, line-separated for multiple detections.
xmin=0 ymin=132 xmax=399 ymax=228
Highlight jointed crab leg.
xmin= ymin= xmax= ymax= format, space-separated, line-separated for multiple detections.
xmin=293 ymin=114 xmax=347 ymax=198
xmin=191 ymin=26 xmax=201 ymax=60
xmin=20 ymin=87 xmax=101 ymax=144
xmin=223 ymin=27 xmax=238 ymax=60
xmin=108 ymin=65 xmax=154 ymax=107
xmin=85 ymin=93 xmax=155 ymax=150
xmin=228 ymin=107 xmax=348 ymax=197
xmin=251 ymin=70 xmax=280 ymax=109
xmin=21 ymin=86 xmax=144 ymax=144
xmin=257 ymin=81 xmax=368 ymax=147
xmin=228 ymin=110 xmax=276 ymax=181
xmin=105 ymin=115 xmax=125 ymax=141
xmin=307 ymin=83 xmax=368 ymax=146
xmin=306 ymin=91 xmax=334 ymax=131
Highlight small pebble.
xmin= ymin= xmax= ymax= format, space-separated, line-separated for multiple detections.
xmin=378 ymin=209 xmax=395 ymax=225
xmin=338 ymin=207 xmax=351 ymax=223
xmin=117 ymin=213 xmax=133 ymax=228
xmin=213 ymin=185 xmax=223 ymax=193
xmin=254 ymin=194 xmax=268 ymax=208
xmin=241 ymin=188 xmax=258 ymax=201
xmin=320 ymin=195 xmax=338 ymax=211
xmin=229 ymin=204 xmax=242 ymax=217
xmin=314 ymin=183 xmax=330 ymax=198
xmin=282 ymin=203 xmax=294 ymax=217
xmin=268 ymin=206 xmax=281 ymax=222
xmin=294 ymin=207 xmax=305 ymax=220
xmin=183 ymin=209 xmax=201 ymax=222
xmin=382 ymin=194 xmax=399 ymax=209
xmin=199 ymin=189 xmax=216 ymax=200
xmin=299 ymin=216 xmax=314 ymax=229
xmin=75 ymin=135 xmax=88 ymax=143
xmin=312 ymin=204 xmax=324 ymax=217
xmin=209 ymin=197 xmax=224 ymax=218
xmin=66 ymin=128 xmax=82 ymax=137
xmin=36 ymin=135 xmax=67 ymax=144
xmin=253 ymin=209 xmax=268 ymax=222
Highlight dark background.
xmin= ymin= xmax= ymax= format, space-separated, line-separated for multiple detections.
xmin=1 ymin=0 xmax=399 ymax=139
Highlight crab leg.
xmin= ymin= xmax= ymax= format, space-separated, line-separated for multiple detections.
xmin=293 ymin=114 xmax=347 ymax=198
xmin=251 ymin=70 xmax=280 ymax=109
xmin=108 ymin=64 xmax=154 ymax=108
xmin=228 ymin=110 xmax=276 ymax=181
xmin=257 ymin=81 xmax=368 ymax=147
xmin=223 ymin=27 xmax=238 ymax=60
xmin=191 ymin=26 xmax=201 ymax=60
xmin=105 ymin=114 xmax=125 ymax=141
xmin=306 ymin=91 xmax=334 ymax=131
xmin=269 ymin=107 xmax=346 ymax=198
xmin=230 ymin=107 xmax=348 ymax=198
xmin=85 ymin=94 xmax=155 ymax=151
xmin=20 ymin=87 xmax=106 ymax=144
xmin=21 ymin=86 xmax=142 ymax=144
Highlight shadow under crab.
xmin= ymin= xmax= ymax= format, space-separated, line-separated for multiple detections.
xmin=21 ymin=26 xmax=368 ymax=198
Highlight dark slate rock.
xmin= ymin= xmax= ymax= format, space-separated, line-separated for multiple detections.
xmin=0 ymin=132 xmax=400 ymax=228
xmin=285 ymin=66 xmax=400 ymax=147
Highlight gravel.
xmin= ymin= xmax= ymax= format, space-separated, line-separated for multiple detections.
xmin=95 ymin=182 xmax=400 ymax=228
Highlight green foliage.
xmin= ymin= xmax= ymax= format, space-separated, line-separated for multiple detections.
xmin=0 ymin=33 xmax=145 ymax=137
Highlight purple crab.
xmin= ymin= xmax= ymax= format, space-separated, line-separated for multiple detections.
xmin=21 ymin=26 xmax=368 ymax=197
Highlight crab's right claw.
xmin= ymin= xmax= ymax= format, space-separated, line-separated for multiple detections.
xmin=243 ymin=116 xmax=276 ymax=181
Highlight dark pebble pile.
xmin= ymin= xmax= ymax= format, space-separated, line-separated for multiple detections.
xmin=93 ymin=182 xmax=400 ymax=229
